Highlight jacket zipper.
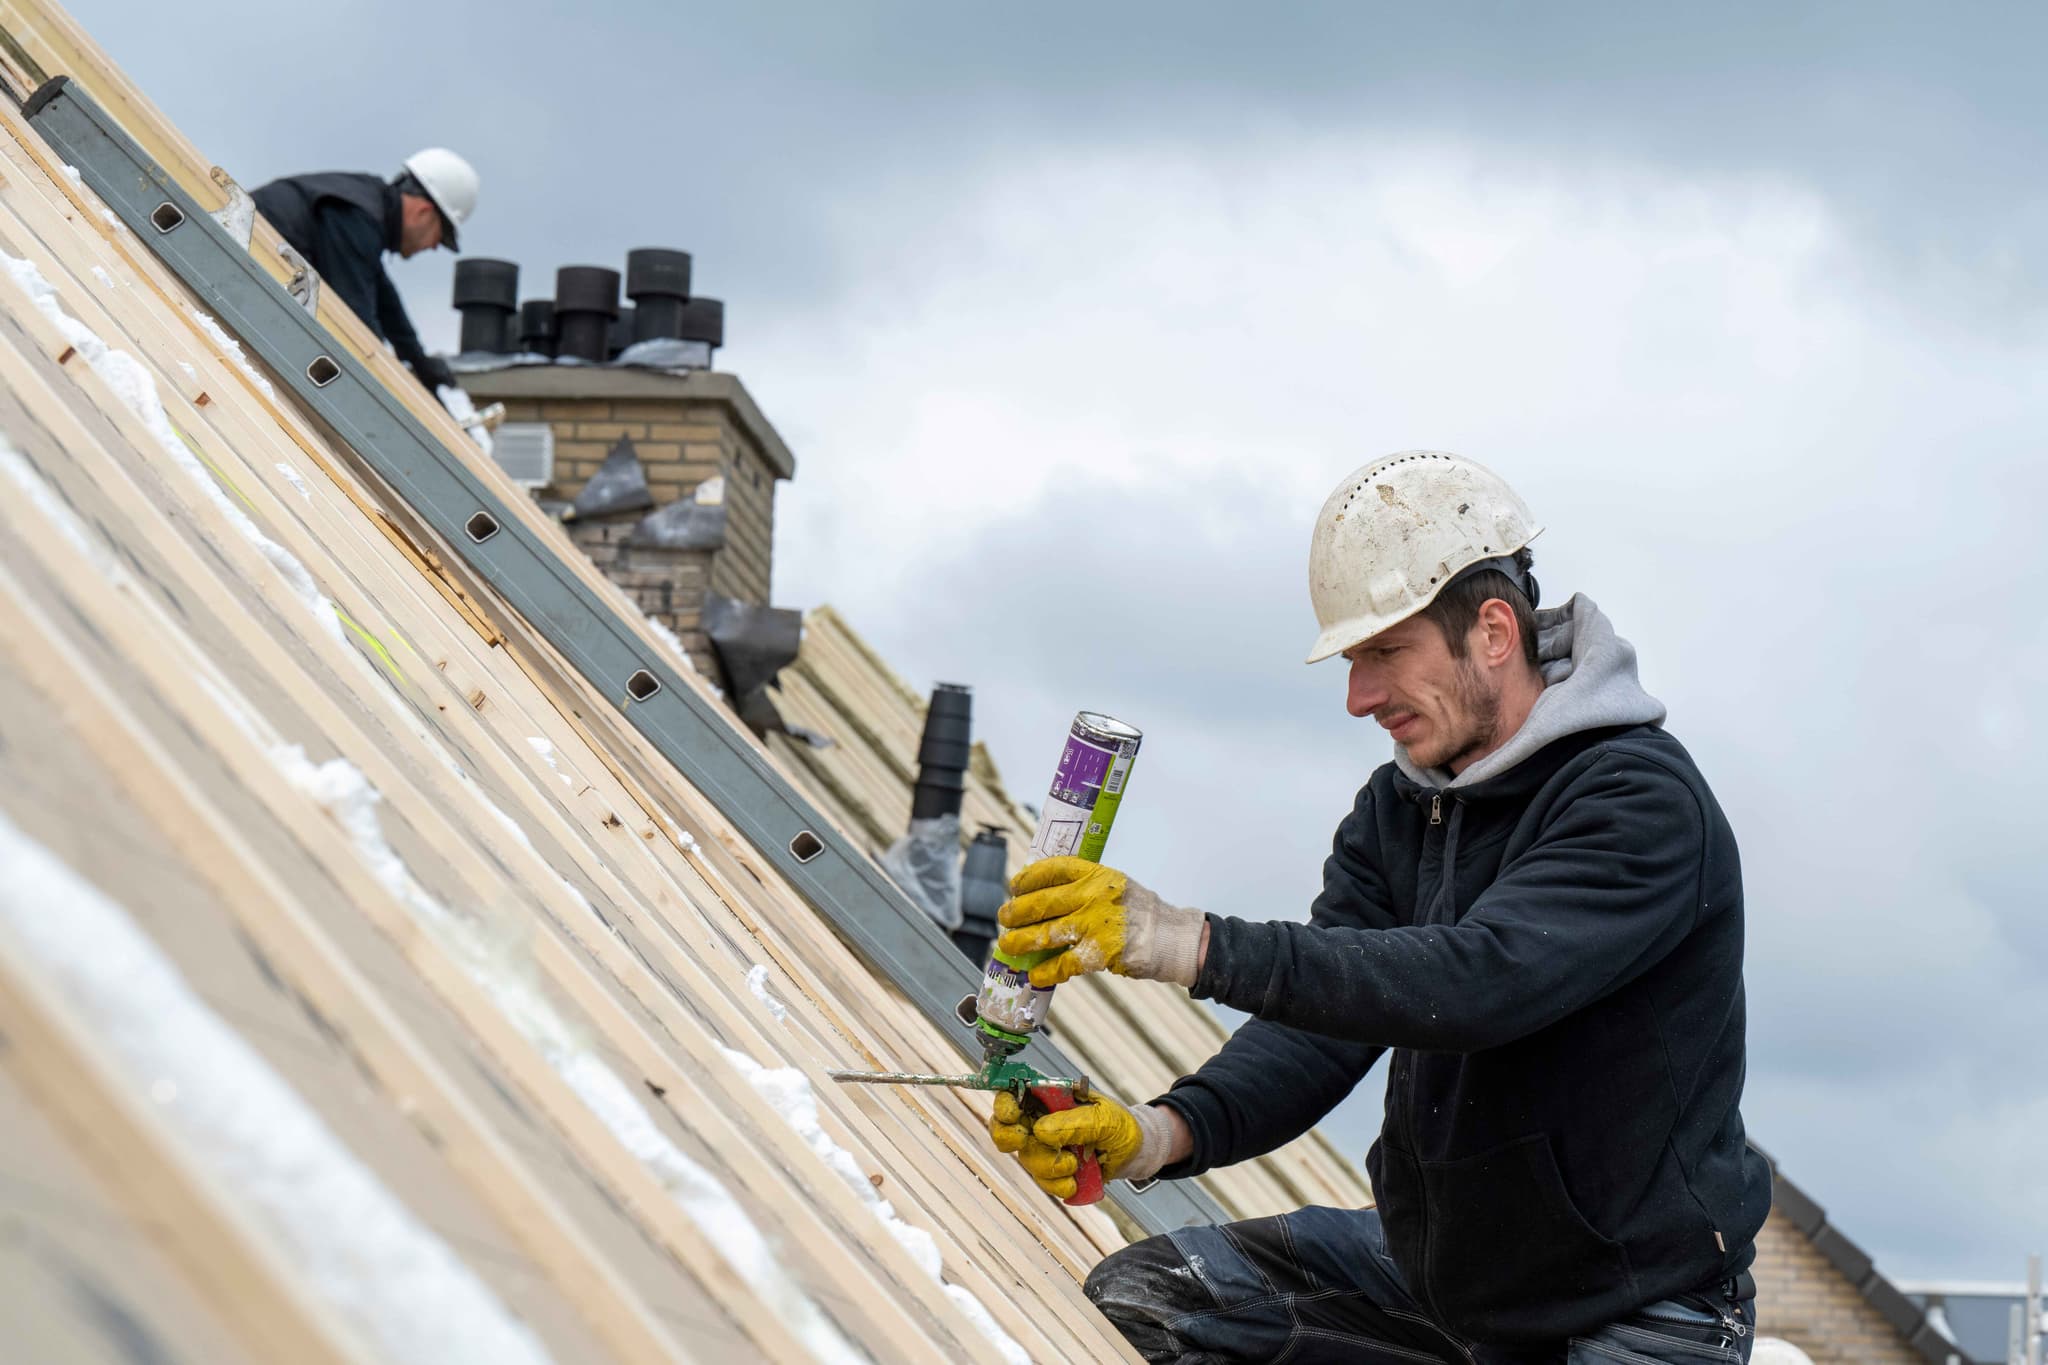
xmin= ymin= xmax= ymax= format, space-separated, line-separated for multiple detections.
xmin=1412 ymin=791 xmax=1448 ymax=1318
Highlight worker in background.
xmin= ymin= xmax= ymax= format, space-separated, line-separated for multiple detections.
xmin=988 ymin=452 xmax=1773 ymax=1364
xmin=250 ymin=149 xmax=477 ymax=397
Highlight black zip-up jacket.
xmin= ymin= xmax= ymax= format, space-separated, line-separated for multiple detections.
xmin=249 ymin=172 xmax=431 ymax=370
xmin=1153 ymin=628 xmax=1771 ymax=1342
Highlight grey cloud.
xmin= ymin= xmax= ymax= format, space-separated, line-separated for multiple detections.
xmin=66 ymin=0 xmax=2048 ymax=343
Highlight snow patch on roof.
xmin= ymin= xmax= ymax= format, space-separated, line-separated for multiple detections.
xmin=717 ymin=1050 xmax=1029 ymax=1365
xmin=0 ymin=434 xmax=123 ymax=580
xmin=267 ymin=743 xmax=861 ymax=1363
xmin=0 ymin=250 xmax=342 ymax=646
xmin=525 ymin=735 xmax=573 ymax=787
xmin=0 ymin=810 xmax=557 ymax=1365
xmin=190 ymin=309 xmax=277 ymax=399
xmin=745 ymin=964 xmax=790 ymax=1023
xmin=58 ymin=161 xmax=123 ymax=229
xmin=647 ymin=615 xmax=698 ymax=673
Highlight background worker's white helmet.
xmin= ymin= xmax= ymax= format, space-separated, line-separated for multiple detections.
xmin=400 ymin=147 xmax=480 ymax=247
xmin=1304 ymin=451 xmax=1543 ymax=664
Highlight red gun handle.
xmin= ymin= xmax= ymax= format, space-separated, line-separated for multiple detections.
xmin=1027 ymin=1084 xmax=1105 ymax=1206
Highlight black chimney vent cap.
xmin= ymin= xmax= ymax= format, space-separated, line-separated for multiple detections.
xmin=675 ymin=297 xmax=724 ymax=348
xmin=452 ymin=258 xmax=519 ymax=310
xmin=554 ymin=265 xmax=621 ymax=318
xmin=625 ymin=247 xmax=693 ymax=301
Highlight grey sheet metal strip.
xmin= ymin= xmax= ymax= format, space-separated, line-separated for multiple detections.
xmin=25 ymin=75 xmax=1227 ymax=1234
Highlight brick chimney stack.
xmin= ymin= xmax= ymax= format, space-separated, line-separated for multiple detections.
xmin=457 ymin=365 xmax=794 ymax=678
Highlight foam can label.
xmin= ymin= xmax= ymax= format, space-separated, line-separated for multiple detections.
xmin=977 ymin=712 xmax=1142 ymax=1039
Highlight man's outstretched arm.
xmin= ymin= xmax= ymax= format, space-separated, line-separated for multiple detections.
xmin=1148 ymin=1018 xmax=1382 ymax=1180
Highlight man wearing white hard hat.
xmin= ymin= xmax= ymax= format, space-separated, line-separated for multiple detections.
xmin=987 ymin=453 xmax=1772 ymax=1362
xmin=252 ymin=148 xmax=479 ymax=397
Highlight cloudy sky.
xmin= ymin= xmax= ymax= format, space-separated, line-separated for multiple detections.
xmin=71 ymin=1 xmax=2046 ymax=1282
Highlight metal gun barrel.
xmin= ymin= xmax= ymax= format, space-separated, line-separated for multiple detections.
xmin=826 ymin=1069 xmax=984 ymax=1087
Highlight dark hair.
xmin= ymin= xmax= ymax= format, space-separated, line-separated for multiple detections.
xmin=1418 ymin=547 xmax=1539 ymax=667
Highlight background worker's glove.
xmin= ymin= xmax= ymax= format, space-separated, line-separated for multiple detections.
xmin=996 ymin=856 xmax=1205 ymax=988
xmin=409 ymin=352 xmax=458 ymax=393
xmin=988 ymin=1088 xmax=1177 ymax=1199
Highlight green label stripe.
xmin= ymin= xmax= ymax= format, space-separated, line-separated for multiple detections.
xmin=1075 ymin=749 xmax=1134 ymax=863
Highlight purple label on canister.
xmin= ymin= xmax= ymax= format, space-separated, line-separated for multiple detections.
xmin=1047 ymin=736 xmax=1115 ymax=808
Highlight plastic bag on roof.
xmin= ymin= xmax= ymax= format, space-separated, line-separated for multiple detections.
xmin=879 ymin=814 xmax=962 ymax=932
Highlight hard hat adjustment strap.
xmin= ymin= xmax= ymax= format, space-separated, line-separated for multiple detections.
xmin=1449 ymin=554 xmax=1540 ymax=611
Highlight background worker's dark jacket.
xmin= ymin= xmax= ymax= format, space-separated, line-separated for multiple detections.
xmin=1154 ymin=595 xmax=1773 ymax=1344
xmin=249 ymin=172 xmax=433 ymax=374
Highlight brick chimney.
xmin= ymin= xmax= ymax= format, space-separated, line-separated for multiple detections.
xmin=455 ymin=377 xmax=793 ymax=689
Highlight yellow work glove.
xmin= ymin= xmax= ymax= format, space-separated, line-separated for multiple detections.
xmin=996 ymin=857 xmax=1205 ymax=988
xmin=988 ymin=1089 xmax=1170 ymax=1200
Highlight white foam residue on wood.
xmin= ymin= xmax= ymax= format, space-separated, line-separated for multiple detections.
xmin=719 ymin=1044 xmax=1031 ymax=1365
xmin=646 ymin=613 xmax=699 ymax=673
xmin=190 ymin=308 xmax=277 ymax=399
xmin=0 ymin=250 xmax=343 ymax=645
xmin=267 ymin=743 xmax=863 ymax=1363
xmin=0 ymin=811 xmax=558 ymax=1365
xmin=58 ymin=161 xmax=124 ymax=229
xmin=745 ymin=964 xmax=790 ymax=1023
xmin=525 ymin=735 xmax=573 ymax=787
xmin=276 ymin=462 xmax=313 ymax=501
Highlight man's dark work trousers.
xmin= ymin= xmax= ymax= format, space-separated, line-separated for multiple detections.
xmin=1087 ymin=1206 xmax=1757 ymax=1365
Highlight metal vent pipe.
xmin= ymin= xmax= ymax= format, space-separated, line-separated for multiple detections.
xmin=518 ymin=299 xmax=556 ymax=357
xmin=675 ymin=297 xmax=724 ymax=351
xmin=452 ymin=257 xmax=518 ymax=353
xmin=955 ymin=825 xmax=1010 ymax=963
xmin=553 ymin=265 xmax=620 ymax=362
xmin=911 ymin=683 xmax=973 ymax=820
xmin=626 ymin=247 xmax=693 ymax=342
xmin=608 ymin=305 xmax=636 ymax=360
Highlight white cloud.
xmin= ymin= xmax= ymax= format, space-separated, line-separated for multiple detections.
xmin=752 ymin=129 xmax=2048 ymax=1279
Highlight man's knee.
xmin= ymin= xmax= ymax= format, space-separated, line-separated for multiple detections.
xmin=1084 ymin=1233 xmax=1209 ymax=1332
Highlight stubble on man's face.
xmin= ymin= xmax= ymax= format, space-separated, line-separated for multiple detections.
xmin=1410 ymin=654 xmax=1501 ymax=773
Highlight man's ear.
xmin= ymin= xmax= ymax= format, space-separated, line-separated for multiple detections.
xmin=1476 ymin=598 xmax=1520 ymax=667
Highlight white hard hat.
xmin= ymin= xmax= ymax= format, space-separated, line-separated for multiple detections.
xmin=1304 ymin=451 xmax=1543 ymax=664
xmin=400 ymin=147 xmax=479 ymax=250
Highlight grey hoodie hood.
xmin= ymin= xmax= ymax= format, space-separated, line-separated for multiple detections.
xmin=1394 ymin=593 xmax=1666 ymax=791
